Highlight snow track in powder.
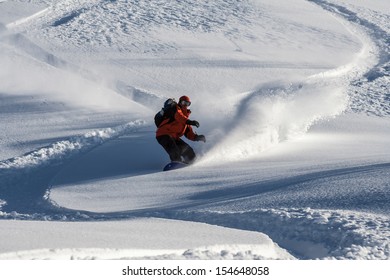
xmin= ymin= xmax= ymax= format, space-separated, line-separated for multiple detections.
xmin=309 ymin=0 xmax=390 ymax=116
xmin=197 ymin=0 xmax=384 ymax=163
xmin=1 ymin=0 xmax=389 ymax=260
xmin=0 ymin=120 xmax=146 ymax=215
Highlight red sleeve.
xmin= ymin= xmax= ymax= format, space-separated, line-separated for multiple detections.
xmin=185 ymin=125 xmax=197 ymax=141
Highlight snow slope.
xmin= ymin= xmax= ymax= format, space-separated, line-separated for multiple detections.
xmin=0 ymin=0 xmax=389 ymax=260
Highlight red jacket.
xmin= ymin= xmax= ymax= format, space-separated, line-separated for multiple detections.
xmin=156 ymin=105 xmax=197 ymax=140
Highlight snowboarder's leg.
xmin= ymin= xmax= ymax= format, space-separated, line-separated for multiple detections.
xmin=156 ymin=135 xmax=182 ymax=162
xmin=176 ymin=138 xmax=196 ymax=164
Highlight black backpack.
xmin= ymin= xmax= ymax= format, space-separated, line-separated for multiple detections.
xmin=154 ymin=98 xmax=177 ymax=127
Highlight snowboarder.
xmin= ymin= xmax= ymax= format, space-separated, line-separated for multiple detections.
xmin=156 ymin=95 xmax=206 ymax=164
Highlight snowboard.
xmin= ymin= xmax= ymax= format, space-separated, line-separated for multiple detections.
xmin=163 ymin=161 xmax=188 ymax=171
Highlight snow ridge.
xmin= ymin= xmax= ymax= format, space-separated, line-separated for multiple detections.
xmin=0 ymin=120 xmax=145 ymax=170
xmin=0 ymin=244 xmax=292 ymax=260
xmin=0 ymin=119 xmax=146 ymax=216
xmin=173 ymin=208 xmax=390 ymax=260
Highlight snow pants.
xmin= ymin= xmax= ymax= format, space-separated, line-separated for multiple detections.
xmin=156 ymin=135 xmax=196 ymax=164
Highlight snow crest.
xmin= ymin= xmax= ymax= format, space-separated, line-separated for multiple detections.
xmin=0 ymin=120 xmax=145 ymax=170
xmin=0 ymin=244 xmax=293 ymax=260
xmin=174 ymin=208 xmax=390 ymax=260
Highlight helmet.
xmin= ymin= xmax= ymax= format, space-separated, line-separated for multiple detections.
xmin=179 ymin=95 xmax=191 ymax=106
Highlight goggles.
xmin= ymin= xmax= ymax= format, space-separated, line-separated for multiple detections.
xmin=180 ymin=100 xmax=191 ymax=107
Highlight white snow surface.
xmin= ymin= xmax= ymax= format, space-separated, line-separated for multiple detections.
xmin=0 ymin=0 xmax=389 ymax=260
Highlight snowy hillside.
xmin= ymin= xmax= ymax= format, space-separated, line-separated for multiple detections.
xmin=0 ymin=0 xmax=389 ymax=262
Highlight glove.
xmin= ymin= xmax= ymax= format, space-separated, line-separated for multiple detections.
xmin=186 ymin=119 xmax=200 ymax=128
xmin=195 ymin=135 xmax=206 ymax=142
